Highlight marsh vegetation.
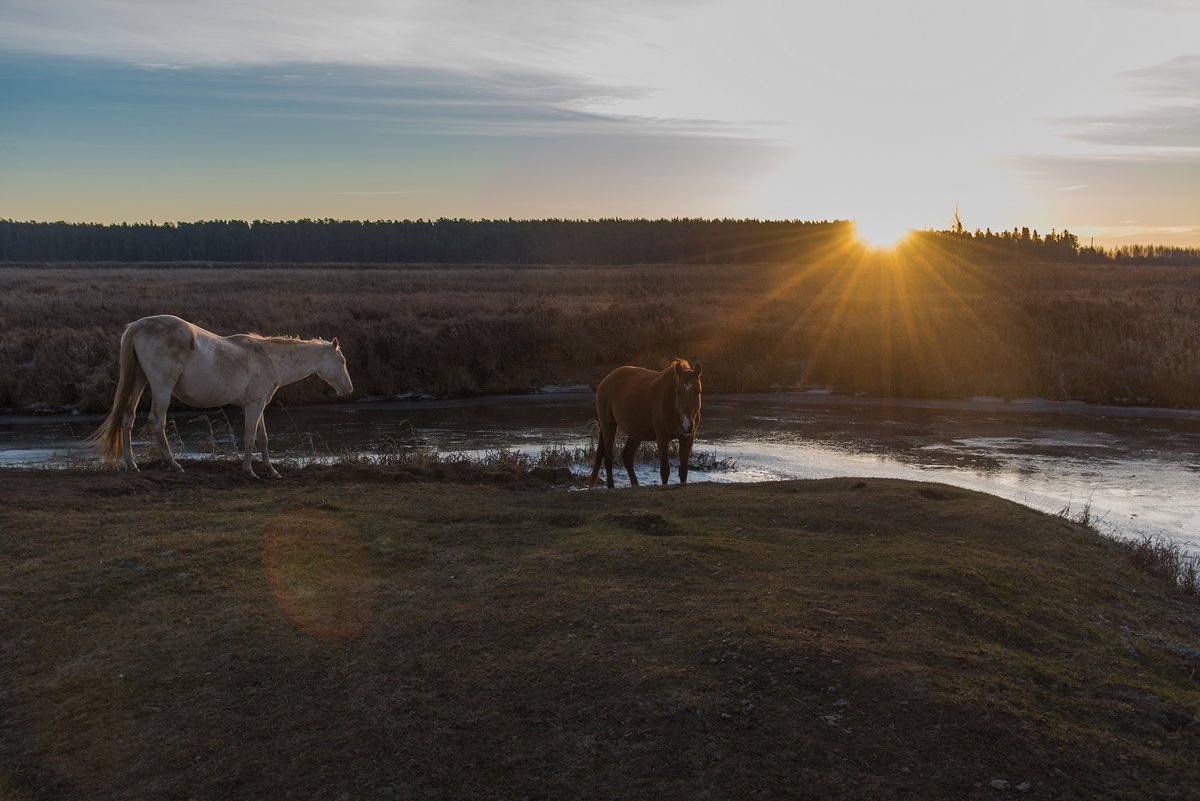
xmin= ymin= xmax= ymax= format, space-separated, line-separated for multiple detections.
xmin=3 ymin=255 xmax=1200 ymax=413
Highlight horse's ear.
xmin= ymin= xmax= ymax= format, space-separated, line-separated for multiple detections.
xmin=332 ymin=337 xmax=340 ymax=350
xmin=693 ymin=361 xmax=702 ymax=378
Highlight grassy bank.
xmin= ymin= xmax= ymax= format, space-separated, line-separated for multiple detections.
xmin=0 ymin=466 xmax=1197 ymax=800
xmin=2 ymin=257 xmax=1200 ymax=413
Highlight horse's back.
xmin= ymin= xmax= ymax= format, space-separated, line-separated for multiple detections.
xmin=596 ymin=365 xmax=657 ymax=402
xmin=596 ymin=366 xmax=661 ymax=437
xmin=125 ymin=314 xmax=200 ymax=357
xmin=122 ymin=316 xmax=266 ymax=407
xmin=127 ymin=314 xmax=211 ymax=346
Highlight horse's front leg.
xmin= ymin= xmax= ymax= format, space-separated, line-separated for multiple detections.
xmin=656 ymin=435 xmax=671 ymax=486
xmin=622 ymin=438 xmax=641 ymax=487
xmin=678 ymin=435 xmax=694 ymax=484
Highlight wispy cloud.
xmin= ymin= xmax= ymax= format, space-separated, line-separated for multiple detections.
xmin=1118 ymin=54 xmax=1200 ymax=97
xmin=0 ymin=0 xmax=686 ymax=71
xmin=1015 ymin=154 xmax=1200 ymax=228
xmin=319 ymin=190 xmax=435 ymax=196
xmin=1063 ymin=105 xmax=1200 ymax=149
xmin=2 ymin=54 xmax=748 ymax=143
xmin=1053 ymin=54 xmax=1199 ymax=149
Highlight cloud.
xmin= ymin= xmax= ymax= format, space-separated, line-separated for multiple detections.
xmin=1014 ymin=154 xmax=1200 ymax=227
xmin=1055 ymin=55 xmax=1200 ymax=149
xmin=0 ymin=0 xmax=687 ymax=71
xmin=1099 ymin=0 xmax=1200 ymax=11
xmin=1063 ymin=104 xmax=1200 ymax=148
xmin=2 ymin=53 xmax=748 ymax=143
xmin=1118 ymin=54 xmax=1200 ymax=98
xmin=0 ymin=1 xmax=752 ymax=143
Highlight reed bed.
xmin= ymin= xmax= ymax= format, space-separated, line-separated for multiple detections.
xmin=3 ymin=256 xmax=1200 ymax=412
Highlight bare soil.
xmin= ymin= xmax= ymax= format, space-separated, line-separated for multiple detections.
xmin=1 ymin=464 xmax=1197 ymax=800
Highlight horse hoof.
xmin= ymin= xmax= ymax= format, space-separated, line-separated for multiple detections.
xmin=268 ymin=470 xmax=282 ymax=479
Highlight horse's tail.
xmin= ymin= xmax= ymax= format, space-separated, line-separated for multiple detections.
xmin=86 ymin=325 xmax=141 ymax=461
xmin=587 ymin=424 xmax=606 ymax=489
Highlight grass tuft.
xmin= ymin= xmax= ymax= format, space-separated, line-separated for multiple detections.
xmin=1119 ymin=534 xmax=1200 ymax=598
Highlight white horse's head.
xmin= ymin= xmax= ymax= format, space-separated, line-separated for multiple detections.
xmin=318 ymin=338 xmax=354 ymax=398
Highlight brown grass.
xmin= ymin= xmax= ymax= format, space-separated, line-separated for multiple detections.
xmin=1120 ymin=535 xmax=1200 ymax=598
xmin=1 ymin=466 xmax=1197 ymax=800
xmin=3 ymin=257 xmax=1200 ymax=413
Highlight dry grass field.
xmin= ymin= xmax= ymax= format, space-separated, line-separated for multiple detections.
xmin=1 ymin=465 xmax=1197 ymax=800
xmin=3 ymin=257 xmax=1200 ymax=413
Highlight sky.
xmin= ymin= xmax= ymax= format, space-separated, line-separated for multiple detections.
xmin=1 ymin=0 xmax=1198 ymax=248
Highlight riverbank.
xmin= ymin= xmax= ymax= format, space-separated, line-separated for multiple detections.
xmin=1 ymin=466 xmax=1196 ymax=800
xmin=7 ymin=390 xmax=1200 ymax=558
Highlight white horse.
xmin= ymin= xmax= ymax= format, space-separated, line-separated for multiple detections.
xmin=88 ymin=314 xmax=353 ymax=478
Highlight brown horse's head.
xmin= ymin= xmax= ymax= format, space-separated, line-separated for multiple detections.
xmin=672 ymin=359 xmax=703 ymax=434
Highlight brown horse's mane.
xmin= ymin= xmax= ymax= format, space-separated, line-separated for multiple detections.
xmin=669 ymin=357 xmax=695 ymax=371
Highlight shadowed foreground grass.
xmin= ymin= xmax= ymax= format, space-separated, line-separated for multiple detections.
xmin=0 ymin=465 xmax=1197 ymax=800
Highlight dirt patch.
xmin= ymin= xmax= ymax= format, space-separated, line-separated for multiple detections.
xmin=917 ymin=485 xmax=970 ymax=501
xmin=607 ymin=511 xmax=675 ymax=535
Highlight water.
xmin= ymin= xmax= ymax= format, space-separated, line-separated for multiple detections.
xmin=3 ymin=392 xmax=1198 ymax=552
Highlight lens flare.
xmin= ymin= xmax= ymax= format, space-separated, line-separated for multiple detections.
xmin=262 ymin=510 xmax=376 ymax=641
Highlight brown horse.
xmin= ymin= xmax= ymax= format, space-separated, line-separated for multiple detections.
xmin=587 ymin=359 xmax=702 ymax=489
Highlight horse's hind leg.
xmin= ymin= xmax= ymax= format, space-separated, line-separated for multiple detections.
xmin=587 ymin=427 xmax=607 ymax=489
xmin=603 ymin=431 xmax=616 ymax=489
xmin=121 ymin=373 xmax=147 ymax=471
xmin=254 ymin=414 xmax=281 ymax=479
xmin=147 ymin=383 xmax=183 ymax=472
xmin=241 ymin=398 xmax=271 ymax=479
xmin=595 ymin=414 xmax=619 ymax=489
xmin=622 ymin=437 xmax=641 ymax=487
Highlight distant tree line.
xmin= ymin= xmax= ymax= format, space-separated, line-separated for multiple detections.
xmin=920 ymin=223 xmax=1200 ymax=266
xmin=1 ymin=217 xmax=1198 ymax=265
xmin=0 ymin=218 xmax=848 ymax=265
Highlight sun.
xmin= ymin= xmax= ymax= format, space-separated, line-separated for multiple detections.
xmin=853 ymin=218 xmax=913 ymax=250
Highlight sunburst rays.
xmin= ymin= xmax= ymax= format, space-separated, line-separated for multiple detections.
xmin=700 ymin=231 xmax=1032 ymax=399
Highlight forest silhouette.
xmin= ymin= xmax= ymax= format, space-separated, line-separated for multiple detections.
xmin=3 ymin=218 xmax=1198 ymax=266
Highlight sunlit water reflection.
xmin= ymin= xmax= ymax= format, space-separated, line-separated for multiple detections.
xmin=3 ymin=392 xmax=1197 ymax=552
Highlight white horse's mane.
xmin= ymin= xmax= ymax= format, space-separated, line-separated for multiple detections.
xmin=245 ymin=333 xmax=328 ymax=345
